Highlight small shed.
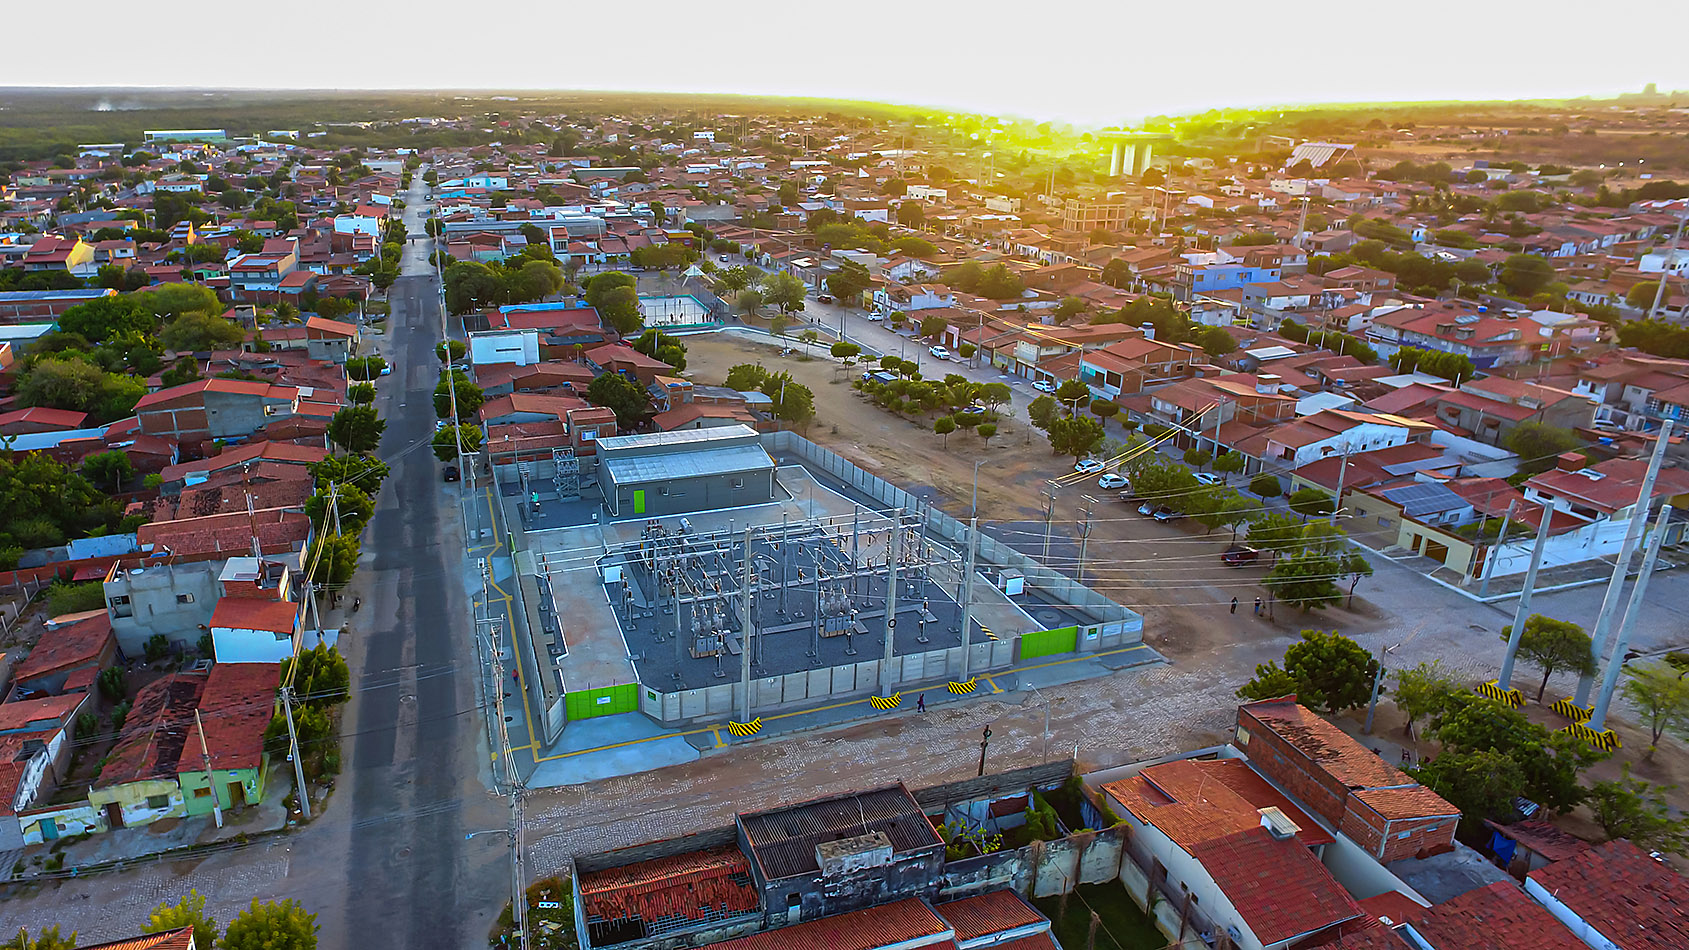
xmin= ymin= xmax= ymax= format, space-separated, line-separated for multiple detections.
xmin=597 ymin=425 xmax=775 ymax=517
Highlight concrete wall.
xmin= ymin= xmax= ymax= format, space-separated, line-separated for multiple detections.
xmin=87 ymin=778 xmax=185 ymax=829
xmin=179 ymin=760 xmax=266 ymax=816
xmin=212 ymin=625 xmax=296 ymax=664
xmin=105 ymin=561 xmax=221 ymax=654
xmin=18 ymin=800 xmax=104 ymax=845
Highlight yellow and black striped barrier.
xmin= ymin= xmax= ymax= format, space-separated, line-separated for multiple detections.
xmin=947 ymin=679 xmax=977 ymax=695
xmin=870 ymin=693 xmax=902 ymax=710
xmin=1551 ymin=697 xmax=1591 ymax=723
xmin=979 ymin=624 xmax=998 ymax=641
xmin=1561 ymin=720 xmax=1619 ymax=752
xmin=1474 ymin=680 xmax=1523 ymax=708
xmin=727 ymin=718 xmax=763 ymax=737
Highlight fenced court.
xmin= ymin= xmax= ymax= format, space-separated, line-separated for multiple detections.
xmin=638 ymin=293 xmax=720 ymax=329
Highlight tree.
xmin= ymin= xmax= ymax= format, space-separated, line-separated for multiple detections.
xmin=1091 ymin=399 xmax=1120 ymax=422
xmin=431 ymin=424 xmax=483 ymax=462
xmin=1504 ymin=422 xmax=1582 ymax=476
xmin=596 ymin=284 xmax=643 ymax=336
xmin=221 ymin=898 xmax=318 ymax=950
xmin=1238 ymin=630 xmax=1380 ymax=713
xmin=1498 ymin=254 xmax=1556 ymax=298
xmin=1182 ymin=448 xmax=1212 ymax=470
xmin=1584 ymin=765 xmax=1689 ymax=854
xmin=1028 ymin=395 xmax=1060 ymax=431
xmin=1413 ymin=749 xmax=1528 ymax=830
xmin=761 ymin=372 xmax=814 ymax=427
xmin=1621 ymin=661 xmax=1689 ymax=760
xmin=1338 ymin=550 xmax=1373 ymax=607
xmin=1429 ymin=693 xmax=1604 ymax=814
xmin=830 ymin=341 xmax=861 ymax=362
xmin=979 ymin=382 xmax=1012 ymax=412
xmin=1053 ymin=296 xmax=1088 ymax=320
xmin=919 ymin=314 xmax=949 ymax=340
xmin=725 ymin=363 xmax=770 ymax=391
xmin=348 ymin=382 xmax=376 ymax=405
xmin=0 ymin=927 xmax=76 ymax=950
xmin=1212 ymin=451 xmax=1245 ymax=476
xmin=585 ymin=372 xmax=649 ymax=428
xmin=344 ymin=356 xmax=386 ymax=381
xmin=58 ymin=294 xmax=155 ymax=342
xmin=305 ymin=483 xmax=375 ymax=535
xmin=1249 ymin=473 xmax=1283 ymax=498
xmin=633 ymin=329 xmax=687 ymax=370
xmin=826 ymin=260 xmax=873 ymax=304
xmin=761 ymin=271 xmax=808 ymax=314
xmin=80 ymin=450 xmax=135 ymax=493
xmin=433 ymin=371 xmax=484 ymax=421
xmin=306 ymin=533 xmax=360 ymax=588
xmin=734 ymin=288 xmax=764 ymax=318
xmin=1626 ymin=280 xmax=1664 ymax=312
xmin=145 ymin=890 xmax=219 ymax=949
xmin=327 ymin=405 xmax=385 ymax=455
xmin=1393 ymin=660 xmax=1462 ymax=737
xmin=1055 ymin=379 xmax=1091 ymax=414
xmin=436 ymin=339 xmax=467 ymax=363
xmin=1047 ymin=416 xmax=1105 ymax=461
xmin=1504 ymin=614 xmax=1597 ymax=701
xmin=1235 ymin=663 xmax=1303 ymax=702
xmin=309 ymin=454 xmax=390 ymax=495
xmin=977 ymin=422 xmax=997 ymax=444
xmin=1287 ymin=487 xmax=1335 ymax=519
xmin=1264 ymin=549 xmax=1344 ymax=611
xmin=933 ymin=415 xmax=956 ymax=445
xmin=160 ymin=311 xmax=244 ymax=353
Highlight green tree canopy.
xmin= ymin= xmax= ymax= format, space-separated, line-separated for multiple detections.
xmin=1047 ymin=416 xmax=1105 ymax=461
xmin=1503 ymin=422 xmax=1582 ymax=477
xmin=431 ymin=423 xmax=483 ymax=462
xmin=160 ymin=311 xmax=244 ymax=353
xmin=1237 ymin=630 xmax=1379 ymax=713
xmin=326 ymin=405 xmax=386 ymax=455
xmin=145 ymin=890 xmax=219 ymax=949
xmin=1621 ymin=661 xmax=1689 ymax=760
xmin=221 ymin=898 xmax=318 ymax=950
xmin=1503 ymin=614 xmax=1596 ymax=701
xmin=1584 ymin=765 xmax=1689 ymax=854
xmin=585 ymin=372 xmax=650 ymax=428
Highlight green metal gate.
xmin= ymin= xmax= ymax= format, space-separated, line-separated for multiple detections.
xmin=565 ymin=683 xmax=639 ymax=720
xmin=1019 ymin=625 xmax=1078 ymax=660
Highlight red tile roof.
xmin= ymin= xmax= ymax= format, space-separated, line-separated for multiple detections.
xmin=1410 ymin=881 xmax=1584 ymax=950
xmin=1241 ymin=699 xmax=1428 ymax=795
xmin=1481 ymin=819 xmax=1591 ymax=864
xmin=134 ymin=377 xmax=294 ymax=411
xmin=1103 ymin=757 xmax=1334 ymax=849
xmin=194 ymin=662 xmax=279 ymax=772
xmin=699 ymin=898 xmax=951 ymax=950
xmin=14 ymin=613 xmax=115 ymax=683
xmin=1190 ymin=827 xmax=1364 ymax=946
xmin=578 ymin=845 xmax=758 ymax=927
xmin=1356 ymin=890 xmax=1427 ymax=928
xmin=76 ymin=927 xmax=196 ymax=950
xmin=935 ymin=890 xmax=1045 ymax=941
xmin=0 ymin=693 xmax=84 ymax=733
xmin=1527 ymin=840 xmax=1689 ymax=950
xmin=1351 ymin=785 xmax=1461 ymax=821
xmin=97 ymin=673 xmax=207 ymax=787
xmin=210 ymin=597 xmax=298 ymax=634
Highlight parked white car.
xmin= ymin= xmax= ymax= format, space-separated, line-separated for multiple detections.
xmin=1098 ymin=473 xmax=1128 ymax=489
xmin=1074 ymin=458 xmax=1105 ymax=475
xmin=929 ymin=346 xmax=951 ymax=360
xmin=1193 ymin=472 xmax=1222 ymax=486
xmin=1032 ymin=380 xmax=1056 ymax=394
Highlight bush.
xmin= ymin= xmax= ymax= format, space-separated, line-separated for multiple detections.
xmin=111 ymin=700 xmax=131 ymax=731
xmin=97 ymin=666 xmax=127 ymax=701
xmin=1250 ymin=473 xmax=1283 ymax=497
xmin=46 ymin=581 xmax=107 ymax=618
xmin=144 ymin=633 xmax=171 ymax=663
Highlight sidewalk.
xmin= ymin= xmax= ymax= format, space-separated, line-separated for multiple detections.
xmin=3 ymin=793 xmax=288 ymax=883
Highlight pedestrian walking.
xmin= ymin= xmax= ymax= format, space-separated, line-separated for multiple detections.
xmin=916 ymin=694 xmax=926 ymax=714
xmin=1230 ymin=597 xmax=1238 ymax=614
xmin=1254 ymin=596 xmax=1262 ymax=616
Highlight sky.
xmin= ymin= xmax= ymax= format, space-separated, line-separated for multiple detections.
xmin=8 ymin=1 xmax=1689 ymax=127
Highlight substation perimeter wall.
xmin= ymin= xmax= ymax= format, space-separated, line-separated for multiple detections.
xmin=623 ymin=432 xmax=1143 ymax=726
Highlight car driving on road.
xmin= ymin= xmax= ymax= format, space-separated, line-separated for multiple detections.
xmin=1097 ymin=473 xmax=1128 ymax=489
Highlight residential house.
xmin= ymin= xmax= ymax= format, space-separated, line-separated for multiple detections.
xmin=0 ymin=287 xmax=115 ymax=323
xmin=1168 ymin=260 xmax=1281 ymax=302
xmin=1235 ymin=698 xmax=1459 ymax=864
xmin=227 ymin=248 xmax=299 ymax=302
xmin=1525 ymin=840 xmax=1689 ymax=950
xmin=1253 ymin=409 xmax=1431 ymax=471
xmin=89 ymin=673 xmax=207 ymax=831
xmin=303 ymin=315 xmax=359 ymax=364
xmin=0 ymin=693 xmax=91 ymax=849
xmin=21 ymin=236 xmax=96 ymax=276
xmin=134 ymin=379 xmax=304 ymax=444
xmin=178 ymin=662 xmax=278 ymax=816
xmin=208 ymin=557 xmax=301 ymax=664
xmin=1429 ymin=377 xmax=1596 ymax=447
xmin=1079 ymin=337 xmax=1204 ymax=398
xmin=11 ymin=614 xmax=119 ymax=698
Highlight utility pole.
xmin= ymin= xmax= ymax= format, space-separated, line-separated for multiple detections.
xmin=739 ymin=525 xmax=756 ymax=724
xmin=1075 ymin=499 xmax=1094 ymax=582
xmin=281 ymin=686 xmax=311 ymax=820
xmin=1498 ymin=510 xmax=1554 ymax=693
xmin=880 ymin=511 xmax=902 ymax=698
xmin=1646 ymin=212 xmax=1686 ymax=319
xmin=1328 ymin=443 xmax=1351 ymax=527
xmin=959 ymin=517 xmax=978 ymax=684
xmin=194 ymin=709 xmax=223 ymax=829
xmin=1363 ymin=662 xmax=1386 ymax=734
xmin=1575 ymin=419 xmax=1674 ymax=706
xmin=1041 ymin=481 xmax=1057 ymax=564
xmin=1478 ymin=499 xmax=1517 ymax=599
xmin=1588 ymin=504 xmax=1673 ymax=732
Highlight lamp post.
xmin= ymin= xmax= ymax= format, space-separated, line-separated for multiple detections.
xmin=970 ymin=459 xmax=987 ymax=520
xmin=977 ymin=724 xmax=993 ymax=777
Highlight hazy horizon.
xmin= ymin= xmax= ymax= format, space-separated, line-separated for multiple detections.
xmin=8 ymin=0 xmax=1689 ymax=126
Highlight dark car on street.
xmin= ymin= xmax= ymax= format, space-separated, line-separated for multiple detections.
xmin=1222 ymin=545 xmax=1259 ymax=566
xmin=442 ymin=465 xmax=460 ymax=482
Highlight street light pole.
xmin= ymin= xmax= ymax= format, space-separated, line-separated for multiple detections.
xmin=977 ymin=724 xmax=992 ymax=777
xmin=970 ymin=459 xmax=986 ymax=520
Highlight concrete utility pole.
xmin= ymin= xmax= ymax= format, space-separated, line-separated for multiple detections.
xmin=1647 ymin=212 xmax=1686 ymax=319
xmin=1575 ymin=419 xmax=1674 ymax=706
xmin=281 ymin=687 xmax=311 ymax=820
xmin=959 ymin=517 xmax=978 ymax=683
xmin=1588 ymin=504 xmax=1673 ymax=732
xmin=880 ymin=511 xmax=902 ymax=697
xmin=1498 ymin=510 xmax=1554 ymax=692
xmin=195 ymin=709 xmax=223 ymax=829
xmin=1041 ymin=482 xmax=1057 ymax=564
xmin=739 ymin=525 xmax=756 ymax=723
xmin=1478 ymin=499 xmax=1517 ymax=599
xmin=1076 ymin=499 xmax=1095 ymax=582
